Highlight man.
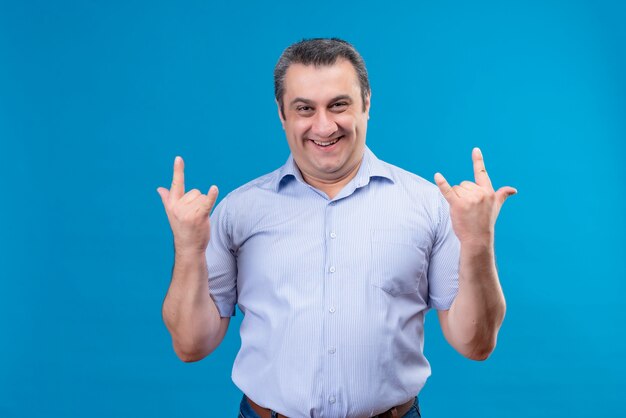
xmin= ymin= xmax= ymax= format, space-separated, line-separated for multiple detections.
xmin=157 ymin=38 xmax=516 ymax=418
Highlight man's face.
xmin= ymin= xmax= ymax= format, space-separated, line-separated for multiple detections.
xmin=278 ymin=59 xmax=370 ymax=186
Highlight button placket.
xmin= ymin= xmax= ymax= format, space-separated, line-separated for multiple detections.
xmin=323 ymin=201 xmax=339 ymax=412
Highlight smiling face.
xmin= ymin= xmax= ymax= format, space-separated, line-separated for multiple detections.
xmin=278 ymin=59 xmax=371 ymax=193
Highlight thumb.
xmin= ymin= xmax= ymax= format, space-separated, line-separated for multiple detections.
xmin=156 ymin=187 xmax=170 ymax=206
xmin=204 ymin=185 xmax=219 ymax=213
xmin=495 ymin=186 xmax=517 ymax=206
xmin=434 ymin=172 xmax=457 ymax=203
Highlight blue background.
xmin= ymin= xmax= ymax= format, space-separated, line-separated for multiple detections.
xmin=1 ymin=0 xmax=624 ymax=417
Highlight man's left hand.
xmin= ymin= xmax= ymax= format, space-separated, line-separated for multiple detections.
xmin=434 ymin=147 xmax=517 ymax=246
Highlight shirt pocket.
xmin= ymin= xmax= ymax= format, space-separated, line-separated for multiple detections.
xmin=370 ymin=229 xmax=427 ymax=296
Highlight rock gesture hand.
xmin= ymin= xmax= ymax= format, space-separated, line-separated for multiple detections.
xmin=157 ymin=157 xmax=219 ymax=255
xmin=434 ymin=148 xmax=517 ymax=245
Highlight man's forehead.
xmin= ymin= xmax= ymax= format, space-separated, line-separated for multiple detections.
xmin=283 ymin=59 xmax=360 ymax=97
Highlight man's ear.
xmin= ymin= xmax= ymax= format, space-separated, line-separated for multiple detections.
xmin=276 ymin=99 xmax=285 ymax=129
xmin=364 ymin=92 xmax=372 ymax=120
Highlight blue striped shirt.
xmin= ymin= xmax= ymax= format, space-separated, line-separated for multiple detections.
xmin=206 ymin=147 xmax=460 ymax=418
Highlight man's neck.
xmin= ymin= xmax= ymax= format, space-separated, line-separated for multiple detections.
xmin=300 ymin=158 xmax=363 ymax=200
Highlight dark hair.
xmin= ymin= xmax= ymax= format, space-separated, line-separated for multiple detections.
xmin=274 ymin=38 xmax=370 ymax=118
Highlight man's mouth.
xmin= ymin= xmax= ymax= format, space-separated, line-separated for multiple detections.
xmin=310 ymin=135 xmax=344 ymax=148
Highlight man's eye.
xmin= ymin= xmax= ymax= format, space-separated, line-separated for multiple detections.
xmin=297 ymin=106 xmax=312 ymax=112
xmin=331 ymin=102 xmax=348 ymax=110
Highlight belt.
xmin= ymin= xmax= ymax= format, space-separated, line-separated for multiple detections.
xmin=246 ymin=395 xmax=415 ymax=418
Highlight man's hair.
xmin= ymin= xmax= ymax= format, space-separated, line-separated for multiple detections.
xmin=274 ymin=38 xmax=370 ymax=118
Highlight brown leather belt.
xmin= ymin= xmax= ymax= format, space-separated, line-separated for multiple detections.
xmin=246 ymin=395 xmax=415 ymax=418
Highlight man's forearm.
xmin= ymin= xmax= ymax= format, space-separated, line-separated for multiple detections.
xmin=162 ymin=251 xmax=224 ymax=361
xmin=445 ymin=240 xmax=506 ymax=360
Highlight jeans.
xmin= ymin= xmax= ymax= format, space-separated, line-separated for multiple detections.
xmin=238 ymin=395 xmax=421 ymax=418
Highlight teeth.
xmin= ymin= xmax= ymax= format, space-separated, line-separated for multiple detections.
xmin=313 ymin=138 xmax=340 ymax=147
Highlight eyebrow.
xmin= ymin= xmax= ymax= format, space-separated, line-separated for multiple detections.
xmin=289 ymin=95 xmax=353 ymax=107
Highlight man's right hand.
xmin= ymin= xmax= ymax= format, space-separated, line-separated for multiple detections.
xmin=157 ymin=156 xmax=219 ymax=256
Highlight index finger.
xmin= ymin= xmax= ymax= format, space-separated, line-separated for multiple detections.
xmin=170 ymin=156 xmax=185 ymax=200
xmin=472 ymin=147 xmax=493 ymax=189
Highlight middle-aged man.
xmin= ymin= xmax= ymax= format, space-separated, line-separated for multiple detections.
xmin=157 ymin=38 xmax=517 ymax=418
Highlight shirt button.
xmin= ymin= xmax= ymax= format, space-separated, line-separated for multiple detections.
xmin=330 ymin=232 xmax=337 ymax=239
xmin=329 ymin=266 xmax=336 ymax=273
xmin=328 ymin=347 xmax=336 ymax=354
xmin=329 ymin=307 xmax=336 ymax=313
xmin=329 ymin=395 xmax=336 ymax=404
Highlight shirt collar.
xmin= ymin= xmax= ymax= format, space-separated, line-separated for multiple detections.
xmin=274 ymin=146 xmax=394 ymax=192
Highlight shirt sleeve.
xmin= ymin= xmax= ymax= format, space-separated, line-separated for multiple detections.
xmin=205 ymin=196 xmax=238 ymax=317
xmin=427 ymin=193 xmax=460 ymax=310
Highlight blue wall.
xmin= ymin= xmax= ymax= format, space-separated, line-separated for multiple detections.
xmin=1 ymin=0 xmax=624 ymax=417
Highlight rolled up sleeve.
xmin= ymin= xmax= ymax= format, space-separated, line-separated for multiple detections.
xmin=426 ymin=193 xmax=460 ymax=310
xmin=205 ymin=196 xmax=238 ymax=317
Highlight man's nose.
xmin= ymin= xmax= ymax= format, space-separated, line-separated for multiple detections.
xmin=311 ymin=110 xmax=338 ymax=138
